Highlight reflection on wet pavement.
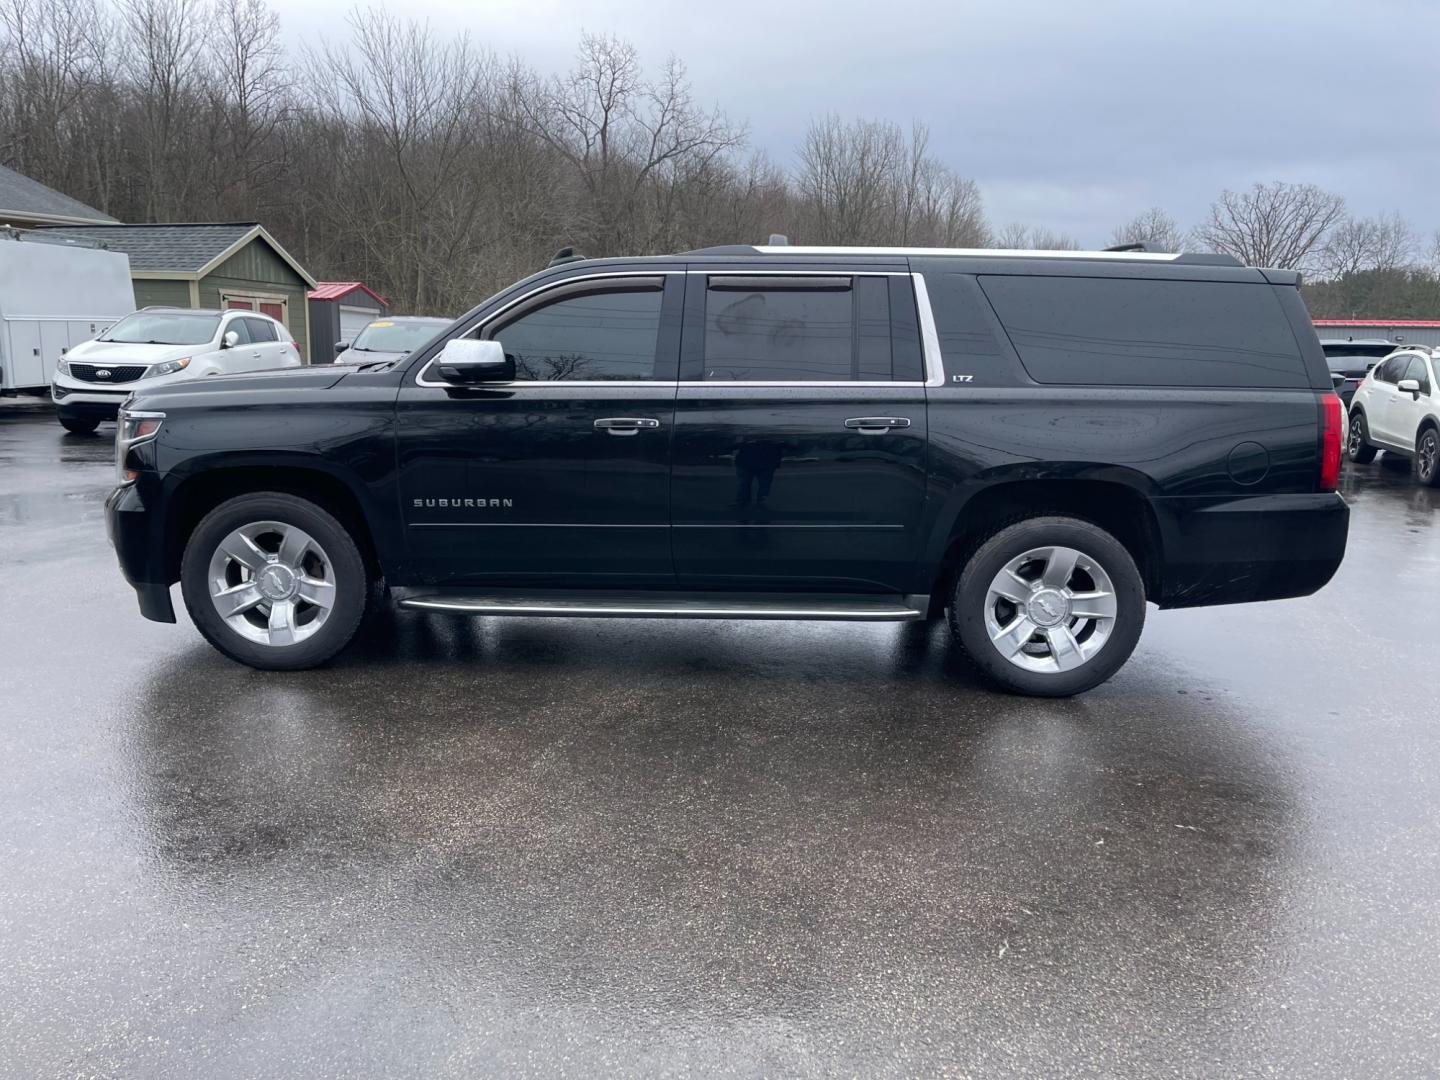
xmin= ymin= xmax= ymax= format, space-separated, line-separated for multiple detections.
xmin=2 ymin=403 xmax=1439 ymax=1077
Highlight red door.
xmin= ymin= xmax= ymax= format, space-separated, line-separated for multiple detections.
xmin=227 ymin=299 xmax=255 ymax=311
xmin=259 ymin=302 xmax=285 ymax=323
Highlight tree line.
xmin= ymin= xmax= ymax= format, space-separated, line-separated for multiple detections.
xmin=2 ymin=0 xmax=1437 ymax=320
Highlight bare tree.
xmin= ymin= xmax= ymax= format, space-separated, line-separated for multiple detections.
xmin=119 ymin=0 xmax=208 ymax=218
xmin=204 ymin=0 xmax=289 ymax=216
xmin=794 ymin=116 xmax=986 ymax=246
xmin=0 ymin=0 xmax=109 ymax=180
xmin=1319 ymin=212 xmax=1416 ymax=279
xmin=1194 ymin=181 xmax=1345 ymax=270
xmin=515 ymin=33 xmax=742 ymax=255
xmin=1109 ymin=207 xmax=1184 ymax=252
xmin=994 ymin=223 xmax=1080 ymax=250
xmin=305 ymin=9 xmax=492 ymax=312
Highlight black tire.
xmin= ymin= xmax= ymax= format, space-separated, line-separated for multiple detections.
xmin=1346 ymin=411 xmax=1378 ymax=464
xmin=59 ymin=416 xmax=100 ymax=435
xmin=947 ymin=516 xmax=1146 ymax=697
xmin=1415 ymin=426 xmax=1440 ymax=488
xmin=180 ymin=492 xmax=369 ymax=670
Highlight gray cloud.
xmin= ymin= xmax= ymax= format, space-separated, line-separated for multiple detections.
xmin=276 ymin=0 xmax=1440 ymax=245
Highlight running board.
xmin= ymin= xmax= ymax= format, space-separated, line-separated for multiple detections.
xmin=397 ymin=589 xmax=927 ymax=622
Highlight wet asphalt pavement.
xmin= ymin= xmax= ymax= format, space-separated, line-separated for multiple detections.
xmin=2 ymin=400 xmax=1439 ymax=1079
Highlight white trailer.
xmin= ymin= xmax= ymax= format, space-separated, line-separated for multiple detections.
xmin=0 ymin=228 xmax=135 ymax=395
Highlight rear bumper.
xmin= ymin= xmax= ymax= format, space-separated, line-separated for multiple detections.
xmin=105 ymin=482 xmax=176 ymax=622
xmin=1155 ymin=492 xmax=1349 ymax=609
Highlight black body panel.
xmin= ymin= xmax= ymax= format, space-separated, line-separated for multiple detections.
xmin=105 ymin=249 xmax=1349 ymax=622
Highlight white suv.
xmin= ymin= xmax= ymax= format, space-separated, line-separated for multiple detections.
xmin=51 ymin=307 xmax=301 ymax=434
xmin=1346 ymin=347 xmax=1440 ymax=486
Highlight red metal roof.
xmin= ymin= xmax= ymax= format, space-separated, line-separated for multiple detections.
xmin=1313 ymin=319 xmax=1440 ymax=328
xmin=308 ymin=281 xmax=387 ymax=305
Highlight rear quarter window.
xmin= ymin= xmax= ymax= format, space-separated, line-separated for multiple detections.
xmin=978 ymin=276 xmax=1310 ymax=388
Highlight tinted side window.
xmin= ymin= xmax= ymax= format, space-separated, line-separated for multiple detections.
xmin=1403 ymin=356 xmax=1431 ymax=393
xmin=924 ymin=272 xmax=1016 ymax=385
xmin=492 ymin=286 xmax=663 ymax=381
xmin=703 ymin=278 xmax=853 ymax=381
xmin=1374 ymin=356 xmax=1403 ymax=384
xmin=244 ymin=317 xmax=277 ymax=342
xmin=978 ymin=276 xmax=1310 ymax=388
xmin=224 ymin=318 xmax=251 ymax=345
xmin=855 ymin=276 xmax=892 ymax=380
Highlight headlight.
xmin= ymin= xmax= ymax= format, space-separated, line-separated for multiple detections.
xmin=142 ymin=357 xmax=191 ymax=379
xmin=56 ymin=358 xmax=71 ymax=376
xmin=115 ymin=408 xmax=165 ymax=486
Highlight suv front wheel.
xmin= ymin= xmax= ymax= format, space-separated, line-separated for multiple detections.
xmin=180 ymin=492 xmax=369 ymax=670
xmin=949 ymin=516 xmax=1146 ymax=697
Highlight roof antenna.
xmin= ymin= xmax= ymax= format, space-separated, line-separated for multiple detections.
xmin=766 ymin=234 xmax=789 ymax=246
xmin=1104 ymin=241 xmax=1152 ymax=253
xmin=547 ymin=245 xmax=586 ymax=268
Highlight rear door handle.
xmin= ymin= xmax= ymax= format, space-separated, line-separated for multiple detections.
xmin=845 ymin=416 xmax=911 ymax=434
xmin=594 ymin=417 xmax=661 ymax=436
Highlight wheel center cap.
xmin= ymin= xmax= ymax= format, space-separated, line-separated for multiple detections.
xmin=1027 ymin=587 xmax=1070 ymax=628
xmin=256 ymin=563 xmax=297 ymax=601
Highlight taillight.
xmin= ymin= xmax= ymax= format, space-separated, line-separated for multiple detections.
xmin=1319 ymin=393 xmax=1343 ymax=491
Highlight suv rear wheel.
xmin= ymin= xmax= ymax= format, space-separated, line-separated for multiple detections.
xmin=948 ymin=516 xmax=1145 ymax=697
xmin=180 ymin=492 xmax=368 ymax=670
xmin=1346 ymin=411 xmax=1378 ymax=464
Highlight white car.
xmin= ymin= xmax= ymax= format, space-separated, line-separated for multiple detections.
xmin=1346 ymin=347 xmax=1440 ymax=486
xmin=51 ymin=307 xmax=301 ymax=434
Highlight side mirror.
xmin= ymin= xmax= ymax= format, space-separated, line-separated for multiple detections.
xmin=1330 ymin=372 xmax=1346 ymax=389
xmin=335 ymin=341 xmax=350 ymax=354
xmin=434 ymin=338 xmax=514 ymax=384
xmin=1398 ymin=378 xmax=1422 ymax=397
xmin=221 ymin=330 xmax=239 ymax=349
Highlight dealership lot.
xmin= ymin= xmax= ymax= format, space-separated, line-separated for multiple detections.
xmin=2 ymin=402 xmax=1438 ymax=1077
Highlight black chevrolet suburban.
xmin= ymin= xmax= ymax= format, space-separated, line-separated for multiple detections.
xmin=105 ymin=244 xmax=1349 ymax=696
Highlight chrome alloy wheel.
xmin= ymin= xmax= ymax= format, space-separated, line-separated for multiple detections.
xmin=207 ymin=520 xmax=337 ymax=647
xmin=1419 ymin=430 xmax=1438 ymax=483
xmin=983 ymin=545 xmax=1118 ymax=674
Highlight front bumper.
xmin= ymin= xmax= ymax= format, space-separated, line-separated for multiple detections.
xmin=1155 ymin=492 xmax=1349 ymax=609
xmin=52 ymin=382 xmax=130 ymax=420
xmin=105 ymin=482 xmax=176 ymax=623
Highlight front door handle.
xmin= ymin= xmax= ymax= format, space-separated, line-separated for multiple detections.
xmin=594 ymin=417 xmax=661 ymax=436
xmin=845 ymin=416 xmax=911 ymax=434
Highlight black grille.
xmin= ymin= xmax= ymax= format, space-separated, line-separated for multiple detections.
xmin=69 ymin=362 xmax=148 ymax=383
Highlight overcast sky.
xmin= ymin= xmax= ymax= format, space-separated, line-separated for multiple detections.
xmin=274 ymin=0 xmax=1440 ymax=247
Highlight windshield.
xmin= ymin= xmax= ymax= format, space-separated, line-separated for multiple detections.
xmin=351 ymin=320 xmax=448 ymax=354
xmin=102 ymin=312 xmax=221 ymax=346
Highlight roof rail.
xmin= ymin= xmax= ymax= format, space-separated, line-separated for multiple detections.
xmin=676 ymin=243 xmax=1245 ymax=267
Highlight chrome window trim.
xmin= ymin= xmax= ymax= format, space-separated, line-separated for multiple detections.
xmin=412 ymin=268 xmax=946 ymax=390
xmin=912 ymin=273 xmax=945 ymax=388
xmin=687 ymin=269 xmax=942 ymax=388
xmin=414 ymin=270 xmax=684 ymax=388
xmin=686 ymin=269 xmax=909 ymax=276
xmin=681 ymin=382 xmax=924 ymax=389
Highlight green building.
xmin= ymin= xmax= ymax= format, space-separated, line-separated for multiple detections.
xmin=41 ymin=222 xmax=318 ymax=362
